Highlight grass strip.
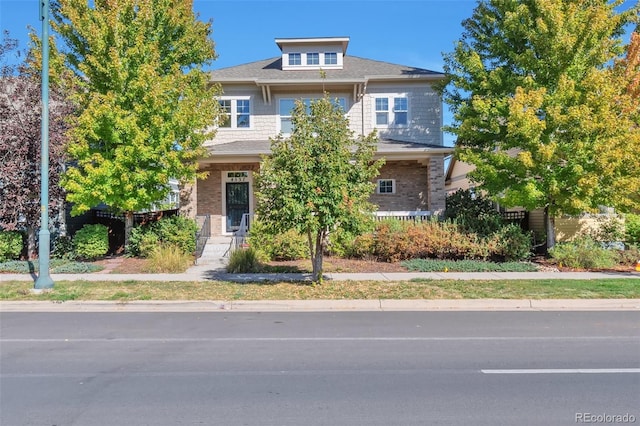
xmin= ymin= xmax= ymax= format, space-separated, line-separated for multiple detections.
xmin=0 ymin=278 xmax=638 ymax=301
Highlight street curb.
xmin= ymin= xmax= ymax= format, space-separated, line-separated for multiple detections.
xmin=1 ymin=299 xmax=639 ymax=312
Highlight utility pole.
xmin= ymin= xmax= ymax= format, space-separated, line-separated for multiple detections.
xmin=35 ymin=0 xmax=53 ymax=290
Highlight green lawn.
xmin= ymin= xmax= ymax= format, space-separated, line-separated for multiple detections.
xmin=0 ymin=278 xmax=638 ymax=301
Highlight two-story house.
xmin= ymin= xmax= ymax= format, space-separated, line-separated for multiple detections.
xmin=190 ymin=36 xmax=453 ymax=236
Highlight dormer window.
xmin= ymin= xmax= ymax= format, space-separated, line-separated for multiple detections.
xmin=324 ymin=52 xmax=337 ymax=65
xmin=307 ymin=52 xmax=319 ymax=65
xmin=276 ymin=37 xmax=349 ymax=71
xmin=288 ymin=53 xmax=301 ymax=66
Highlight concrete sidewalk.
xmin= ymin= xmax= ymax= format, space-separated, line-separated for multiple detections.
xmin=1 ymin=269 xmax=639 ymax=283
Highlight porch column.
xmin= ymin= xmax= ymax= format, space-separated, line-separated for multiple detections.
xmin=427 ymin=155 xmax=446 ymax=215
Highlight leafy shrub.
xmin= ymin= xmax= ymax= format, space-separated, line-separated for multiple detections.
xmin=52 ymin=234 xmax=75 ymax=260
xmin=248 ymin=220 xmax=308 ymax=261
xmin=144 ymin=244 xmax=192 ymax=273
xmin=616 ymin=245 xmax=640 ymax=266
xmin=73 ymin=224 xmax=109 ymax=260
xmin=491 ymin=224 xmax=532 ymax=261
xmin=347 ymin=232 xmax=376 ymax=259
xmin=0 ymin=231 xmax=23 ymax=261
xmin=128 ymin=215 xmax=197 ymax=257
xmin=549 ymin=236 xmax=617 ymax=269
xmin=625 ymin=214 xmax=640 ymax=245
xmin=444 ymin=189 xmax=504 ymax=237
xmin=587 ymin=214 xmax=625 ymax=243
xmin=402 ymin=258 xmax=539 ymax=272
xmin=152 ymin=215 xmax=197 ymax=254
xmin=371 ymin=219 xmax=489 ymax=262
xmin=227 ymin=247 xmax=261 ymax=273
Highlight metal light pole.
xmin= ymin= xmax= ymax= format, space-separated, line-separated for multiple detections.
xmin=35 ymin=0 xmax=54 ymax=290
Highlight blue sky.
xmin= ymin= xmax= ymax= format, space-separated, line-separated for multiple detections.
xmin=1 ymin=0 xmax=478 ymax=72
xmin=1 ymin=0 xmax=637 ymax=147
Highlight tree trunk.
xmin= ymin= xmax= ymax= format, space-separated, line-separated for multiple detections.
xmin=27 ymin=226 xmax=37 ymax=260
xmin=545 ymin=207 xmax=556 ymax=251
xmin=311 ymin=230 xmax=326 ymax=284
xmin=124 ymin=211 xmax=134 ymax=253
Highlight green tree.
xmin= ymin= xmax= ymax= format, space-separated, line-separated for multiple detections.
xmin=44 ymin=0 xmax=219 ymax=248
xmin=440 ymin=0 xmax=640 ymax=248
xmin=255 ymin=95 xmax=383 ymax=283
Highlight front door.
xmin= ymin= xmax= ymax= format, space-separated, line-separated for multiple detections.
xmin=226 ymin=182 xmax=249 ymax=233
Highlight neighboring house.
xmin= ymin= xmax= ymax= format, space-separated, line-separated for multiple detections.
xmin=189 ymin=36 xmax=453 ymax=236
xmin=445 ymin=158 xmax=622 ymax=243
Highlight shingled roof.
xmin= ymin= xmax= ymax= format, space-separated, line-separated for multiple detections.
xmin=210 ymin=55 xmax=444 ymax=83
xmin=201 ymin=138 xmax=452 ymax=164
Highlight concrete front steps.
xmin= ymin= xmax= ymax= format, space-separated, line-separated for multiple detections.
xmin=191 ymin=236 xmax=232 ymax=272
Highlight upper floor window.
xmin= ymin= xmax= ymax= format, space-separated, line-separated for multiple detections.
xmin=289 ymin=53 xmax=301 ymax=66
xmin=307 ymin=53 xmax=319 ymax=65
xmin=279 ymin=97 xmax=347 ymax=134
xmin=374 ymin=96 xmax=409 ymax=127
xmin=218 ymin=98 xmax=251 ymax=129
xmin=324 ymin=52 xmax=337 ymax=65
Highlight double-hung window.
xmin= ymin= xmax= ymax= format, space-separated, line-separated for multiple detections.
xmin=218 ymin=98 xmax=251 ymax=129
xmin=374 ymin=95 xmax=409 ymax=127
xmin=279 ymin=97 xmax=347 ymax=134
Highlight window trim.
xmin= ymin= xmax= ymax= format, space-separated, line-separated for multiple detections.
xmin=377 ymin=179 xmax=396 ymax=194
xmin=288 ymin=53 xmax=301 ymax=66
xmin=306 ymin=52 xmax=319 ymax=65
xmin=372 ymin=95 xmax=409 ymax=128
xmin=324 ymin=52 xmax=338 ymax=65
xmin=217 ymin=96 xmax=252 ymax=130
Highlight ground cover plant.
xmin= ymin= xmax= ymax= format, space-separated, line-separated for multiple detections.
xmin=402 ymin=259 xmax=539 ymax=272
xmin=0 ymin=259 xmax=103 ymax=274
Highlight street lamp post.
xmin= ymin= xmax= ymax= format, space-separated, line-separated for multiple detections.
xmin=35 ymin=0 xmax=54 ymax=290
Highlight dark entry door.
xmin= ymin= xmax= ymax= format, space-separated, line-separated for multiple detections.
xmin=226 ymin=182 xmax=249 ymax=232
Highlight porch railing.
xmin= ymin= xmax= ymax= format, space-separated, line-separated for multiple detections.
xmin=194 ymin=214 xmax=210 ymax=260
xmin=228 ymin=213 xmax=253 ymax=256
xmin=374 ymin=211 xmax=432 ymax=222
xmin=225 ymin=211 xmax=432 ymax=256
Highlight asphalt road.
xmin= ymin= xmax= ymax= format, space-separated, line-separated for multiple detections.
xmin=1 ymin=311 xmax=639 ymax=425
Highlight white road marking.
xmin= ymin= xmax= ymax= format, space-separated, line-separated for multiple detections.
xmin=481 ymin=368 xmax=640 ymax=374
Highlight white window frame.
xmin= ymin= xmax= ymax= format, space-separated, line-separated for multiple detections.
xmin=217 ymin=96 xmax=252 ymax=130
xmin=277 ymin=96 xmax=348 ymax=135
xmin=288 ymin=53 xmax=301 ymax=66
xmin=373 ymin=94 xmax=409 ymax=128
xmin=324 ymin=52 xmax=338 ymax=65
xmin=306 ymin=52 xmax=319 ymax=65
xmin=377 ymin=179 xmax=396 ymax=194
